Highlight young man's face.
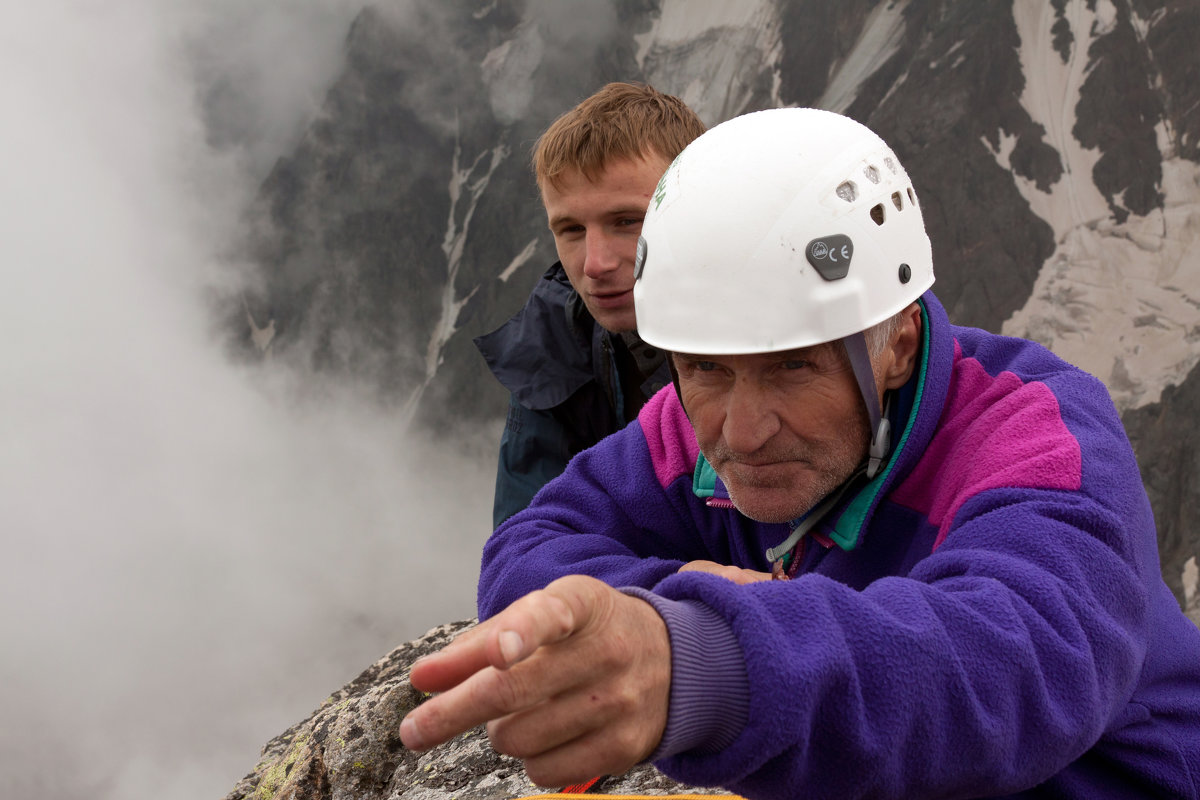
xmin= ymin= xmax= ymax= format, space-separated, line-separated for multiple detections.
xmin=542 ymin=155 xmax=670 ymax=333
xmin=673 ymin=343 xmax=871 ymax=524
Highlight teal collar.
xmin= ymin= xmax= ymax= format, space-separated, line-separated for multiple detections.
xmin=693 ymin=454 xmax=723 ymax=499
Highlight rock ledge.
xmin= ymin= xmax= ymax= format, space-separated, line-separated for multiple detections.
xmin=225 ymin=620 xmax=731 ymax=800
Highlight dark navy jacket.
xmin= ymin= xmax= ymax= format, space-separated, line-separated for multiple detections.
xmin=474 ymin=263 xmax=670 ymax=527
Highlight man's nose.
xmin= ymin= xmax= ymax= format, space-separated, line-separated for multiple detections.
xmin=583 ymin=231 xmax=621 ymax=279
xmin=722 ymin=378 xmax=780 ymax=454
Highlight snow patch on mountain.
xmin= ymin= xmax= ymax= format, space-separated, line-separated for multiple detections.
xmin=634 ymin=0 xmax=774 ymax=67
xmin=1092 ymin=0 xmax=1119 ymax=34
xmin=995 ymin=0 xmax=1200 ymax=411
xmin=402 ymin=135 xmax=503 ymax=423
xmin=1003 ymin=156 xmax=1200 ymax=411
xmin=635 ymin=0 xmax=782 ymax=125
xmin=1004 ymin=0 xmax=1110 ymax=236
xmin=818 ymin=0 xmax=911 ymax=113
xmin=499 ymin=238 xmax=540 ymax=283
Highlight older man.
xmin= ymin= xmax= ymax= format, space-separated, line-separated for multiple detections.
xmin=474 ymin=82 xmax=705 ymax=527
xmin=406 ymin=109 xmax=1200 ymax=799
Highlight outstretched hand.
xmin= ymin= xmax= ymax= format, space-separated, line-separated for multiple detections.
xmin=400 ymin=575 xmax=671 ymax=787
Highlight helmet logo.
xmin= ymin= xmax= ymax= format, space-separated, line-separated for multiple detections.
xmin=806 ymin=234 xmax=853 ymax=281
xmin=653 ymin=153 xmax=684 ymax=211
xmin=634 ymin=236 xmax=648 ymax=281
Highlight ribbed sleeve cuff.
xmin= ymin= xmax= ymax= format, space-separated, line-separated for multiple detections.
xmin=620 ymin=586 xmax=749 ymax=761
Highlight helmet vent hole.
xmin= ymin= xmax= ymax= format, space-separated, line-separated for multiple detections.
xmin=870 ymin=203 xmax=885 ymax=226
xmin=891 ymin=191 xmax=903 ymax=211
xmin=864 ymin=165 xmax=880 ymax=184
xmin=885 ymin=157 xmax=897 ymax=174
xmin=907 ymin=187 xmax=916 ymax=206
xmin=836 ymin=181 xmax=858 ymax=202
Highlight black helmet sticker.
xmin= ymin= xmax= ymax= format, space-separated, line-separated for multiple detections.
xmin=634 ymin=235 xmax=648 ymax=281
xmin=806 ymin=235 xmax=853 ymax=281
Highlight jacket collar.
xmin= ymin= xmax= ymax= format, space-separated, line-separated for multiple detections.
xmin=473 ymin=263 xmax=598 ymax=410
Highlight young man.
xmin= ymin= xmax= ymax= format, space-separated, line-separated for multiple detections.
xmin=474 ymin=82 xmax=705 ymax=527
xmin=410 ymin=109 xmax=1200 ymax=798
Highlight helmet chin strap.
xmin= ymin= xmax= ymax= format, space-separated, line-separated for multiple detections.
xmin=766 ymin=335 xmax=891 ymax=566
xmin=842 ymin=332 xmax=891 ymax=479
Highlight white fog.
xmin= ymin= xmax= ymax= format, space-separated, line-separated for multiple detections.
xmin=0 ymin=2 xmax=495 ymax=797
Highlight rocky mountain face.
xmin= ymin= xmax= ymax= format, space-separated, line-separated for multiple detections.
xmin=224 ymin=620 xmax=733 ymax=800
xmin=233 ymin=0 xmax=1199 ymax=596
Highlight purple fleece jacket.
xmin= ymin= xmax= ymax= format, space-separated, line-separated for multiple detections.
xmin=477 ymin=292 xmax=1200 ymax=799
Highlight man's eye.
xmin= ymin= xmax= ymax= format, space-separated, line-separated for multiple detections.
xmin=783 ymin=360 xmax=810 ymax=370
xmin=616 ymin=217 xmax=644 ymax=228
xmin=695 ymin=361 xmax=718 ymax=372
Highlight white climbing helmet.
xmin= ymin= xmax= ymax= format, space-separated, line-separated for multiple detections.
xmin=633 ymin=107 xmax=933 ymax=355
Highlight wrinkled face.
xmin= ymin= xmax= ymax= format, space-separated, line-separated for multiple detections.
xmin=542 ymin=155 xmax=670 ymax=333
xmin=674 ymin=344 xmax=871 ymax=524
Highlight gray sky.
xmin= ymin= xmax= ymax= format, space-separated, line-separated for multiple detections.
xmin=0 ymin=2 xmax=494 ymax=797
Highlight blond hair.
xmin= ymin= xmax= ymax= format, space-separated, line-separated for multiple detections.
xmin=533 ymin=82 xmax=705 ymax=191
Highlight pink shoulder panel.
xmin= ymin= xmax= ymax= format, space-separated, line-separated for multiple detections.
xmin=639 ymin=387 xmax=701 ymax=489
xmin=891 ymin=342 xmax=1083 ymax=549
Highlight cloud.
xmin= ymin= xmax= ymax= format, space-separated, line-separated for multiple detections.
xmin=0 ymin=2 xmax=493 ymax=797
xmin=187 ymin=0 xmax=368 ymax=178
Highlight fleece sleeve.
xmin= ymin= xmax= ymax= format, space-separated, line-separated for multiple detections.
xmin=477 ymin=419 xmax=715 ymax=619
xmin=642 ymin=486 xmax=1154 ymax=800
xmin=621 ymin=587 xmax=751 ymax=759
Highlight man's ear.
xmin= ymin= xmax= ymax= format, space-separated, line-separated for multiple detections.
xmin=882 ymin=303 xmax=922 ymax=390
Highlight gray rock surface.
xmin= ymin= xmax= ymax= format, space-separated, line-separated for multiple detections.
xmin=225 ymin=620 xmax=732 ymax=800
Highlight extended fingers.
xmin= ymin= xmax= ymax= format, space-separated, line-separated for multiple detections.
xmin=402 ymin=577 xmax=651 ymax=755
xmin=485 ymin=657 xmax=642 ymax=759
xmin=487 ymin=589 xmax=670 ymax=774
xmin=410 ymin=586 xmax=580 ymax=695
xmin=404 ymin=629 xmax=614 ymax=752
xmin=403 ymin=578 xmax=612 ymax=751
xmin=474 ymin=575 xmax=620 ymax=672
xmin=407 ymin=624 xmax=493 ymax=694
xmin=403 ymin=657 xmax=536 ymax=750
